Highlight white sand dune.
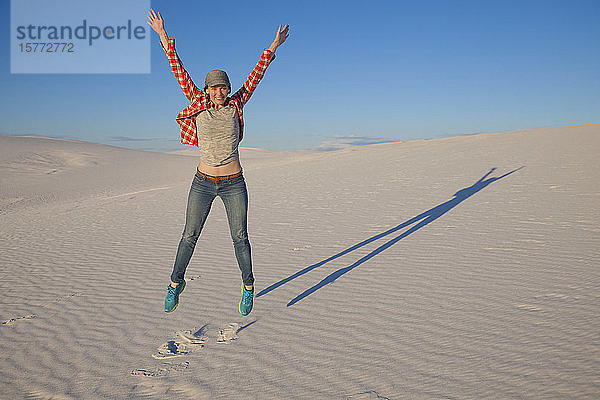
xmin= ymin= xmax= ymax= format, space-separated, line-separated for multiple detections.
xmin=1 ymin=124 xmax=598 ymax=399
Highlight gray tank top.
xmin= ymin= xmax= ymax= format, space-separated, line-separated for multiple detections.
xmin=195 ymin=104 xmax=240 ymax=166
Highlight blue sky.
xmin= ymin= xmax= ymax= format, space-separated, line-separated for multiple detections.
xmin=1 ymin=0 xmax=598 ymax=152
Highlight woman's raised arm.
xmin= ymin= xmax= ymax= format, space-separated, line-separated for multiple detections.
xmin=268 ymin=24 xmax=290 ymax=54
xmin=146 ymin=9 xmax=203 ymax=103
xmin=146 ymin=8 xmax=169 ymax=50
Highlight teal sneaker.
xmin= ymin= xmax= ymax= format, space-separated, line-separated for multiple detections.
xmin=239 ymin=283 xmax=254 ymax=316
xmin=164 ymin=280 xmax=186 ymax=313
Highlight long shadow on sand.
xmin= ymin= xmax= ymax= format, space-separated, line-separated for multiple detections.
xmin=256 ymin=167 xmax=523 ymax=306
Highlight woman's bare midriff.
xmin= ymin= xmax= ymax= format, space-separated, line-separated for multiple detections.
xmin=197 ymin=159 xmax=242 ymax=176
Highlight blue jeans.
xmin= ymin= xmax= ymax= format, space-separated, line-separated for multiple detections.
xmin=170 ymin=170 xmax=254 ymax=286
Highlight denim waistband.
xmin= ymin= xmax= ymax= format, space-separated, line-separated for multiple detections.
xmin=196 ymin=168 xmax=243 ymax=181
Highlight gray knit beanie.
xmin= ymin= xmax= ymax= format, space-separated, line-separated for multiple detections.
xmin=204 ymin=70 xmax=231 ymax=91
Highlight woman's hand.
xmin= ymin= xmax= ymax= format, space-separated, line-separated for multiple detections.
xmin=268 ymin=24 xmax=290 ymax=53
xmin=146 ymin=8 xmax=167 ymax=37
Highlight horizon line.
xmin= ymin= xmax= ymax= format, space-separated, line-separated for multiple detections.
xmin=1 ymin=122 xmax=598 ymax=154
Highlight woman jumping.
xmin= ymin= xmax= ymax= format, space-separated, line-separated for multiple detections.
xmin=147 ymin=9 xmax=289 ymax=315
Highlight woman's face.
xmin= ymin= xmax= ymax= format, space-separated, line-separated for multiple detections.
xmin=207 ymin=84 xmax=229 ymax=107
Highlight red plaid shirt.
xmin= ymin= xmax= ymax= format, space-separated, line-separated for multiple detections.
xmin=160 ymin=38 xmax=275 ymax=146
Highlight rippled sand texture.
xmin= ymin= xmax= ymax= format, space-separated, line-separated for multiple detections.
xmin=1 ymin=124 xmax=598 ymax=399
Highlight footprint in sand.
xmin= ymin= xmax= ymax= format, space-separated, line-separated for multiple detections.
xmin=291 ymin=244 xmax=312 ymax=252
xmin=131 ymin=361 xmax=190 ymax=377
xmin=153 ymin=321 xmax=244 ymax=355
xmin=152 ymin=330 xmax=207 ymax=359
xmin=2 ymin=292 xmax=82 ymax=327
xmin=1 ymin=314 xmax=37 ymax=326
xmin=151 ymin=322 xmax=245 ymax=361
xmin=152 ymin=340 xmax=189 ymax=359
xmin=217 ymin=323 xmax=239 ymax=343
xmin=55 ymin=291 xmax=83 ymax=302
